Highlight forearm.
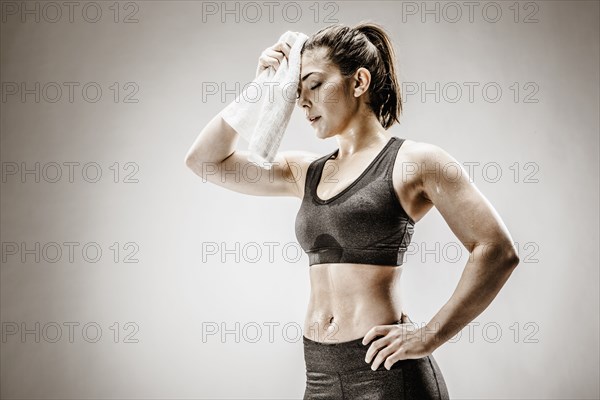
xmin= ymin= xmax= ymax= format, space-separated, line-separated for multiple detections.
xmin=184 ymin=110 xmax=239 ymax=166
xmin=421 ymin=243 xmax=520 ymax=352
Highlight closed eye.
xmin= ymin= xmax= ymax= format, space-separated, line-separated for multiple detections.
xmin=296 ymin=83 xmax=322 ymax=99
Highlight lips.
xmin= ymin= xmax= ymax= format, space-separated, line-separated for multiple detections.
xmin=308 ymin=116 xmax=321 ymax=124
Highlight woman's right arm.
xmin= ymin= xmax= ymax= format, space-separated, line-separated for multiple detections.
xmin=184 ymin=37 xmax=319 ymax=199
xmin=184 ymin=111 xmax=318 ymax=199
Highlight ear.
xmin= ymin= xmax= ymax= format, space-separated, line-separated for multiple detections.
xmin=352 ymin=67 xmax=372 ymax=97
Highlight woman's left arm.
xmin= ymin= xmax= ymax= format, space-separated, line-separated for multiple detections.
xmin=364 ymin=143 xmax=520 ymax=371
xmin=416 ymin=143 xmax=520 ymax=353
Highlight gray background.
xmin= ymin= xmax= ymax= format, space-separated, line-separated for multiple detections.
xmin=1 ymin=1 xmax=598 ymax=399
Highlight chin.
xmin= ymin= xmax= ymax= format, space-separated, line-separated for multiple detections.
xmin=313 ymin=125 xmax=326 ymax=137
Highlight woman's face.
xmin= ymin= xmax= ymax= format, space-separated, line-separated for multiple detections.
xmin=296 ymin=47 xmax=360 ymax=139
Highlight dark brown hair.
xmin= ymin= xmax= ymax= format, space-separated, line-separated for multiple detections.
xmin=301 ymin=21 xmax=402 ymax=129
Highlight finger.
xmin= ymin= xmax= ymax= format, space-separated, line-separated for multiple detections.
xmin=273 ymin=41 xmax=291 ymax=52
xmin=263 ymin=49 xmax=283 ymax=64
xmin=383 ymin=348 xmax=404 ymax=370
xmin=259 ymin=54 xmax=281 ymax=70
xmin=370 ymin=343 xmax=397 ymax=371
xmin=276 ymin=42 xmax=292 ymax=59
xmin=362 ymin=325 xmax=394 ymax=346
xmin=273 ymin=41 xmax=291 ymax=59
xmin=364 ymin=334 xmax=392 ymax=363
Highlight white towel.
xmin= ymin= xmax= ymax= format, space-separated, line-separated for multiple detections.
xmin=220 ymin=31 xmax=309 ymax=170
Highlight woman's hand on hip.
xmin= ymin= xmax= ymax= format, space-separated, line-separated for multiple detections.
xmin=362 ymin=322 xmax=434 ymax=371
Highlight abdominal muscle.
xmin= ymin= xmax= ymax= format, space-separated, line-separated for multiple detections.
xmin=303 ymin=263 xmax=405 ymax=343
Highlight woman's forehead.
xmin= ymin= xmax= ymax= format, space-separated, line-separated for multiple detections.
xmin=300 ymin=49 xmax=332 ymax=77
xmin=301 ymin=47 xmax=329 ymax=66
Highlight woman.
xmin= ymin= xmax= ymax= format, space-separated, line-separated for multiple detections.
xmin=185 ymin=22 xmax=519 ymax=400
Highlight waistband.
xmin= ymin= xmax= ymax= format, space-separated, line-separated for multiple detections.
xmin=302 ymin=334 xmax=433 ymax=374
xmin=302 ymin=314 xmax=417 ymax=373
xmin=303 ymin=335 xmax=374 ymax=373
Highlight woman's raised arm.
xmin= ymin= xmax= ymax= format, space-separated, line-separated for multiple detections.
xmin=184 ymin=38 xmax=319 ymax=198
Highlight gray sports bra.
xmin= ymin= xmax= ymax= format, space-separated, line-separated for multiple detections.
xmin=295 ymin=136 xmax=415 ymax=267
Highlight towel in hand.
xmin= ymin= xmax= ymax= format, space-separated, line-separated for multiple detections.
xmin=220 ymin=31 xmax=309 ymax=169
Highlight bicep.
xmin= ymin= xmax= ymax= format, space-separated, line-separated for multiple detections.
xmin=188 ymin=149 xmax=318 ymax=198
xmin=420 ymin=145 xmax=516 ymax=255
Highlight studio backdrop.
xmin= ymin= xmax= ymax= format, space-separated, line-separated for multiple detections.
xmin=1 ymin=1 xmax=598 ymax=399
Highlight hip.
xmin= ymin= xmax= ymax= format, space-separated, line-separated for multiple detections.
xmin=302 ymin=335 xmax=449 ymax=400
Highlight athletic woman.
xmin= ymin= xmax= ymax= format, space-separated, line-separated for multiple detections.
xmin=185 ymin=22 xmax=519 ymax=400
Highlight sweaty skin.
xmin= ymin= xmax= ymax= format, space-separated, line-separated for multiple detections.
xmin=295 ymin=47 xmax=431 ymax=343
xmin=301 ymin=137 xmax=428 ymax=343
xmin=186 ymin=43 xmax=519 ymax=360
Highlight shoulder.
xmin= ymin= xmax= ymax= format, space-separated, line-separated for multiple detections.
xmin=393 ymin=138 xmax=469 ymax=200
xmin=397 ymin=138 xmax=475 ymax=207
xmin=398 ymin=138 xmax=453 ymax=161
xmin=396 ymin=138 xmax=463 ymax=177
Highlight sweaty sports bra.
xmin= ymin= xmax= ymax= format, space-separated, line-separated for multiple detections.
xmin=295 ymin=136 xmax=415 ymax=267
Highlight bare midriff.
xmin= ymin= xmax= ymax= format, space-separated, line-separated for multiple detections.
xmin=303 ymin=263 xmax=406 ymax=343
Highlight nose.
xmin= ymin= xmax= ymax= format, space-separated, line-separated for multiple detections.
xmin=296 ymin=88 xmax=310 ymax=109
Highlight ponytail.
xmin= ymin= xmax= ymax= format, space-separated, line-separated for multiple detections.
xmin=353 ymin=21 xmax=403 ymax=129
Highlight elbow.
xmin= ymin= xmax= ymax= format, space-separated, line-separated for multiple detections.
xmin=184 ymin=153 xmax=194 ymax=169
xmin=185 ymin=152 xmax=215 ymax=179
xmin=184 ymin=151 xmax=199 ymax=170
xmin=476 ymin=242 xmax=520 ymax=270
xmin=503 ymin=249 xmax=520 ymax=270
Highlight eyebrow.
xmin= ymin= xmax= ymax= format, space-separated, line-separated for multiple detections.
xmin=301 ymin=71 xmax=322 ymax=82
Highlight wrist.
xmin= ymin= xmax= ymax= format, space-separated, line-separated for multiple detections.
xmin=419 ymin=321 xmax=443 ymax=353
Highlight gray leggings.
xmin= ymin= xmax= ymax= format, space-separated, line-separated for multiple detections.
xmin=303 ymin=323 xmax=449 ymax=399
